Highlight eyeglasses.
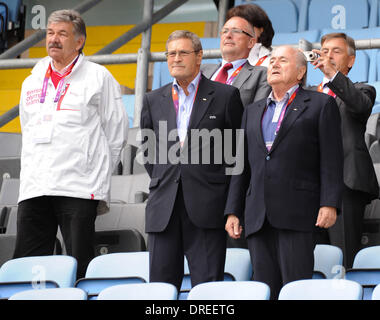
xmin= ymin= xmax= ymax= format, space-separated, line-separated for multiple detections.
xmin=165 ymin=50 xmax=199 ymax=58
xmin=220 ymin=27 xmax=254 ymax=38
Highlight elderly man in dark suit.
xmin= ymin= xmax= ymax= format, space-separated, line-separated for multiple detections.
xmin=201 ymin=15 xmax=271 ymax=107
xmin=311 ymin=32 xmax=379 ymax=268
xmin=140 ymin=30 xmax=244 ymax=292
xmin=224 ymin=45 xmax=344 ymax=299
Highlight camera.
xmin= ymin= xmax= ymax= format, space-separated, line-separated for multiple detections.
xmin=303 ymin=51 xmax=320 ymax=62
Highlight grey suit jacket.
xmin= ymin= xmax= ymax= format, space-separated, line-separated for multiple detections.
xmin=313 ymin=72 xmax=379 ymax=200
xmin=201 ymin=61 xmax=271 ymax=107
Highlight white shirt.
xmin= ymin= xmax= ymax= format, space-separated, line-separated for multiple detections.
xmin=173 ymin=72 xmax=201 ymax=144
xmin=248 ymin=43 xmax=272 ymax=67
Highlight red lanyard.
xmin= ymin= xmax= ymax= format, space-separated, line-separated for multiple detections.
xmin=255 ymin=55 xmax=268 ymax=66
xmin=317 ymin=82 xmax=336 ymax=98
xmin=40 ymin=55 xmax=79 ymax=104
xmin=274 ymin=87 xmax=299 ymax=134
xmin=226 ymin=62 xmax=246 ymax=85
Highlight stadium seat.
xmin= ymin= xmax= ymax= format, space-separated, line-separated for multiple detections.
xmin=0 ymin=255 xmax=77 ymax=299
xmin=94 ymin=229 xmax=146 ymax=255
xmin=187 ymin=281 xmax=270 ymax=300
xmin=97 ymin=282 xmax=178 ymax=300
xmin=75 ymin=252 xmax=149 ymax=299
xmin=353 ymin=246 xmax=380 ymax=267
xmin=313 ymin=244 xmax=344 ymax=279
xmin=9 ymin=287 xmax=87 ymax=300
xmin=345 ymin=269 xmax=380 ymax=299
xmin=225 ymin=248 xmax=253 ymax=281
xmin=0 ymin=234 xmax=16 ymax=266
xmin=372 ymin=283 xmax=380 ymax=299
xmin=110 ymin=172 xmax=150 ymax=204
xmin=272 ymin=30 xmax=320 ymax=46
xmin=308 ymin=0 xmax=369 ymax=30
xmin=278 ymin=279 xmax=363 ymax=300
xmin=369 ymin=140 xmax=380 ymax=163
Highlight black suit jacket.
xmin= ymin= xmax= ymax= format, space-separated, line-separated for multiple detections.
xmin=141 ymin=74 xmax=244 ymax=233
xmin=224 ymin=87 xmax=344 ymax=236
xmin=322 ymin=72 xmax=379 ymax=200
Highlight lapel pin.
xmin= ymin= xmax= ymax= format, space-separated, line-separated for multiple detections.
xmin=293 ymin=107 xmax=298 ymax=111
xmin=202 ymin=98 xmax=207 ymax=101
xmin=209 ymin=115 xmax=216 ymax=119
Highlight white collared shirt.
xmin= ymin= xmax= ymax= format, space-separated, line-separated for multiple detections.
xmin=248 ymin=43 xmax=271 ymax=67
xmin=173 ymin=72 xmax=201 ymax=143
xmin=50 ymin=54 xmax=80 ymax=75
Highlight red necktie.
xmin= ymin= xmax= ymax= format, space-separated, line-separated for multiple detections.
xmin=327 ymin=88 xmax=336 ymax=98
xmin=214 ymin=63 xmax=233 ymax=83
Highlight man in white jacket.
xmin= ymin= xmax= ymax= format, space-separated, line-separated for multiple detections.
xmin=13 ymin=9 xmax=128 ymax=278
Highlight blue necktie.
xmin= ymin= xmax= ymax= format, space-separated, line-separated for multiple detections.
xmin=262 ymin=100 xmax=277 ymax=151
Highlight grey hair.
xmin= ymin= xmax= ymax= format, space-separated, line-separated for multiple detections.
xmin=47 ymin=9 xmax=86 ymax=53
xmin=166 ymin=30 xmax=203 ymax=52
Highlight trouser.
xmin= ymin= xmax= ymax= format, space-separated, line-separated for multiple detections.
xmin=327 ymin=186 xmax=369 ymax=268
xmin=13 ymin=196 xmax=99 ymax=279
xmin=247 ymin=219 xmax=315 ymax=300
xmin=148 ymin=182 xmax=226 ymax=292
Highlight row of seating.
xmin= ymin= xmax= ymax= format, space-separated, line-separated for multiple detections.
xmin=234 ymin=0 xmax=380 ymax=33
xmin=1 ymin=245 xmax=380 ymax=300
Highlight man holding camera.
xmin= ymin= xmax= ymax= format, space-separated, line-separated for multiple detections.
xmin=311 ymin=32 xmax=379 ymax=268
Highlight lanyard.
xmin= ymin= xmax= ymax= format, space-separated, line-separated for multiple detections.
xmin=40 ymin=55 xmax=79 ymax=104
xmin=225 ymin=62 xmax=246 ymax=85
xmin=172 ymin=78 xmax=201 ymax=115
xmin=274 ymin=87 xmax=299 ymax=134
xmin=317 ymin=82 xmax=336 ymax=98
xmin=255 ymin=55 xmax=268 ymax=66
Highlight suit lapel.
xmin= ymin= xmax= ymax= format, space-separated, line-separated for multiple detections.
xmin=159 ymin=84 xmax=177 ymax=133
xmin=231 ymin=62 xmax=253 ymax=89
xmin=269 ymin=88 xmax=309 ymax=152
xmin=253 ymin=99 xmax=268 ymax=153
xmin=202 ymin=63 xmax=221 ymax=79
xmin=188 ymin=75 xmax=214 ymax=130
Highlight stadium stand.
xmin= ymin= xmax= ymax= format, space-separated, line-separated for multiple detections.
xmin=1 ymin=0 xmax=380 ymax=301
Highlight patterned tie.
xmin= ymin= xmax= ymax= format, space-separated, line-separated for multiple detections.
xmin=214 ymin=63 xmax=233 ymax=83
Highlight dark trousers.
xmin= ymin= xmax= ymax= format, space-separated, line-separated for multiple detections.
xmin=148 ymin=183 xmax=226 ymax=292
xmin=247 ymin=220 xmax=315 ymax=300
xmin=317 ymin=186 xmax=369 ymax=268
xmin=13 ymin=196 xmax=99 ymax=279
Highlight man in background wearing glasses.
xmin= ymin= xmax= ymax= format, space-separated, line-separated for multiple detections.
xmin=201 ymin=15 xmax=271 ymax=107
xmin=140 ymin=30 xmax=244 ymax=292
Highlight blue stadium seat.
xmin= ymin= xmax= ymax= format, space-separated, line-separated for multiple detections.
xmin=278 ymin=279 xmax=363 ymax=300
xmin=75 ymin=252 xmax=149 ymax=299
xmin=187 ymin=281 xmax=270 ymax=300
xmin=152 ymin=37 xmax=221 ymax=90
xmin=372 ymin=283 xmax=380 ymax=299
xmin=314 ymin=244 xmax=344 ymax=279
xmin=250 ymin=0 xmax=298 ymax=33
xmin=1 ymin=0 xmax=22 ymax=27
xmin=308 ymin=0 xmax=370 ymax=30
xmin=9 ymin=288 xmax=87 ymax=300
xmin=272 ymin=30 xmax=320 ymax=45
xmin=0 ymin=255 xmax=77 ymax=299
xmin=234 ymin=0 xmax=309 ymax=31
xmin=345 ymin=269 xmax=380 ymax=299
xmin=306 ymin=49 xmax=369 ymax=86
xmin=97 ymin=282 xmax=178 ymax=300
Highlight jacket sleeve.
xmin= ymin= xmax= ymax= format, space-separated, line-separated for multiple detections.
xmin=319 ymin=95 xmax=344 ymax=211
xmin=328 ymin=71 xmax=375 ymax=121
xmin=224 ymin=105 xmax=251 ymax=219
xmin=140 ymin=93 xmax=154 ymax=177
xmin=99 ymin=70 xmax=128 ymax=171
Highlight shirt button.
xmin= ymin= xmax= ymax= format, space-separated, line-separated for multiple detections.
xmin=266 ymin=155 xmax=271 ymax=161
